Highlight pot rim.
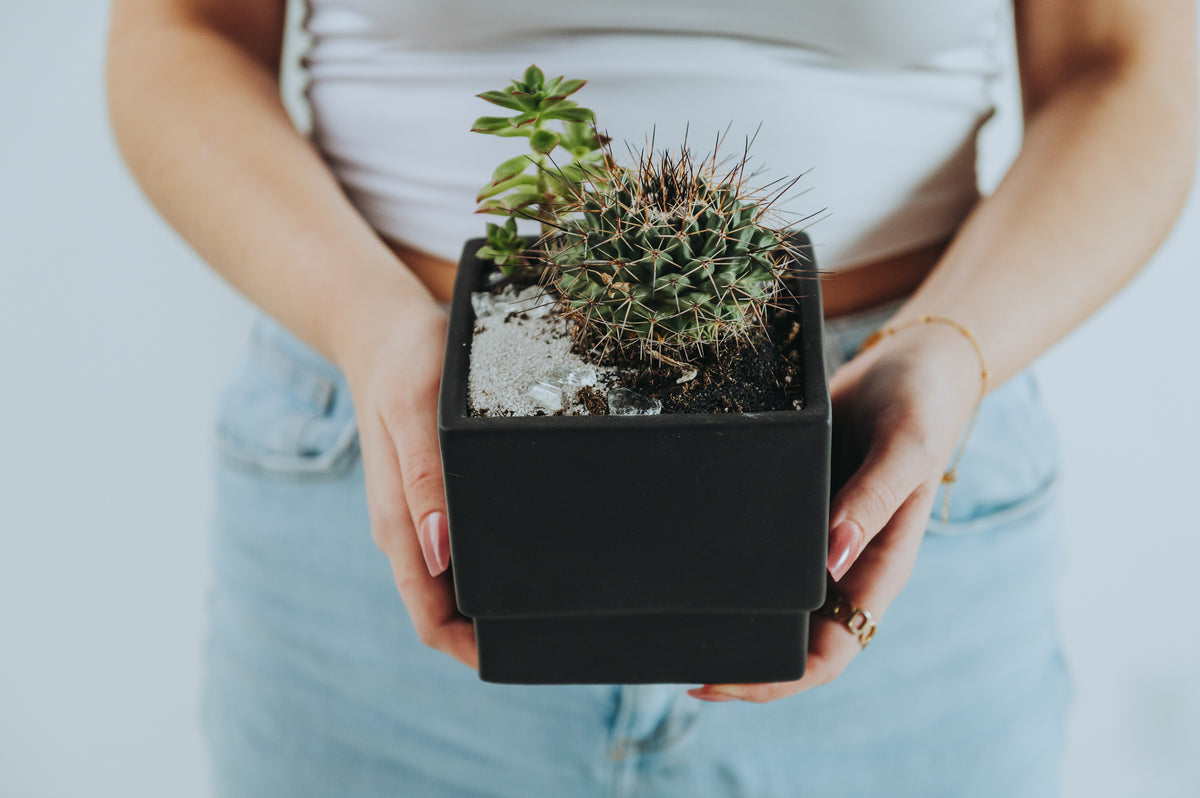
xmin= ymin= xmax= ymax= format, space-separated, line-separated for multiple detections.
xmin=439 ymin=232 xmax=829 ymax=433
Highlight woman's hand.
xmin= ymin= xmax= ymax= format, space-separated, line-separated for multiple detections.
xmin=335 ymin=293 xmax=478 ymax=671
xmin=685 ymin=0 xmax=1196 ymax=707
xmin=688 ymin=324 xmax=983 ymax=703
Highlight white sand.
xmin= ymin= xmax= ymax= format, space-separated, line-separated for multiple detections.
xmin=467 ymin=287 xmax=614 ymax=416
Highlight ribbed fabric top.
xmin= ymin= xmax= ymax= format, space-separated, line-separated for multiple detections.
xmin=300 ymin=0 xmax=1009 ymax=271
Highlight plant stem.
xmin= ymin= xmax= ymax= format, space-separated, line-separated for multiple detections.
xmin=534 ymin=152 xmax=551 ymax=238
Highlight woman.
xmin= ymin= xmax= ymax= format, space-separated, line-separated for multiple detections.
xmin=105 ymin=0 xmax=1196 ymax=795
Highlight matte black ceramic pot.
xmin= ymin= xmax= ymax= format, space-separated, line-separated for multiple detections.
xmin=438 ymin=232 xmax=831 ymax=684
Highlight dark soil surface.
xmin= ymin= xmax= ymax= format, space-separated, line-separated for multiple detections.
xmin=575 ymin=385 xmax=610 ymax=415
xmin=569 ymin=317 xmax=804 ymax=414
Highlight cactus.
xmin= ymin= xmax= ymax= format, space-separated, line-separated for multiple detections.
xmin=541 ymin=141 xmax=802 ymax=362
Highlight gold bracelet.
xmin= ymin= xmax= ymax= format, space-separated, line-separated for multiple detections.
xmin=857 ymin=315 xmax=990 ymax=524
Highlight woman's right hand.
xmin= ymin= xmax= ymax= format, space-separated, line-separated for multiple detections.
xmin=107 ymin=0 xmax=478 ymax=667
xmin=335 ymin=293 xmax=478 ymax=670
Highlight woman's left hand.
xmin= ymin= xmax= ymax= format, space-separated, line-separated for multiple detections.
xmin=688 ymin=322 xmax=985 ymax=703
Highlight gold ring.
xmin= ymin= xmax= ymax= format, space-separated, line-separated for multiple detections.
xmin=817 ymin=586 xmax=877 ymax=649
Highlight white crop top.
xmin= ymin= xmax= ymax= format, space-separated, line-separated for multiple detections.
xmin=300 ymin=0 xmax=1010 ymax=271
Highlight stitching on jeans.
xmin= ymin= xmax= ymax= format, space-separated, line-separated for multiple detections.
xmin=215 ymin=421 xmax=361 ymax=480
xmin=215 ymin=319 xmax=359 ymax=479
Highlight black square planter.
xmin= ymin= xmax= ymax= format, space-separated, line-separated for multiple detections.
xmin=438 ymin=232 xmax=831 ymax=684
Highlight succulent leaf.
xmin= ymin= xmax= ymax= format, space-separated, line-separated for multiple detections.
xmin=551 ymin=78 xmax=587 ymax=98
xmin=476 ymin=173 xmax=539 ymax=202
xmin=476 ymin=218 xmax=526 ymax=272
xmin=538 ymin=97 xmax=578 ymax=114
xmin=471 ymin=116 xmax=512 ymax=133
xmin=475 ymin=198 xmax=516 ymax=216
xmin=498 ymin=187 xmax=550 ymax=211
xmin=508 ymin=91 xmax=541 ymax=112
xmin=542 ymin=106 xmax=597 ymax=123
xmin=522 ymin=64 xmax=545 ymax=88
xmin=529 ymin=129 xmax=560 ymax=154
xmin=491 ymin=154 xmax=535 ymax=185
xmin=476 ymin=91 xmax=526 ymax=112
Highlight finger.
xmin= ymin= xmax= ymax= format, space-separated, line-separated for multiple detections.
xmin=687 ymin=618 xmax=858 ymax=703
xmin=383 ymin=554 xmax=479 ymax=670
xmin=690 ymin=482 xmax=937 ymax=704
xmin=362 ymin=411 xmax=477 ymax=669
xmin=837 ymin=479 xmax=936 ymax=607
xmin=827 ymin=422 xmax=933 ymax=581
xmin=381 ymin=381 xmax=451 ymax=578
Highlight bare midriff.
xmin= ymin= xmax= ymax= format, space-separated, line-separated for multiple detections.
xmin=382 ymin=234 xmax=949 ymax=320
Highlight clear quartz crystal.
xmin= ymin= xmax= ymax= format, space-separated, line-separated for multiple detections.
xmin=547 ymin=363 xmax=597 ymax=388
xmin=471 ymin=285 xmax=554 ymax=320
xmin=606 ymin=387 xmax=662 ymax=416
xmin=528 ymin=381 xmax=564 ymax=412
xmin=470 ymin=291 xmax=500 ymax=319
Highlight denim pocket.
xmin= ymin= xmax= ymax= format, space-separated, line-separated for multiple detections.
xmin=214 ymin=317 xmax=359 ymax=480
xmin=924 ymin=370 xmax=1060 ymax=535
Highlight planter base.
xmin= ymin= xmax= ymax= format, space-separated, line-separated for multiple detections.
xmin=475 ymin=612 xmax=809 ymax=684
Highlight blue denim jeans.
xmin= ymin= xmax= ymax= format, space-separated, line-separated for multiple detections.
xmin=201 ymin=302 xmax=1069 ymax=797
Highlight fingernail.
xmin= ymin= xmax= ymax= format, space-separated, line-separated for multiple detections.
xmin=828 ymin=520 xmax=863 ymax=581
xmin=687 ymin=688 xmax=739 ymax=702
xmin=420 ymin=512 xmax=450 ymax=576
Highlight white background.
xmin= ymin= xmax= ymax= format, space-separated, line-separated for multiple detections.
xmin=1 ymin=1 xmax=1198 ymax=796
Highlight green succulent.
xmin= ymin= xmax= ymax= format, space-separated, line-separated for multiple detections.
xmin=476 ymin=217 xmax=525 ymax=270
xmin=542 ymin=145 xmax=798 ymax=361
xmin=471 ymin=65 xmax=610 ymax=273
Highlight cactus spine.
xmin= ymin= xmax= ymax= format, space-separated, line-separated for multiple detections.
xmin=542 ymin=141 xmax=800 ymax=362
